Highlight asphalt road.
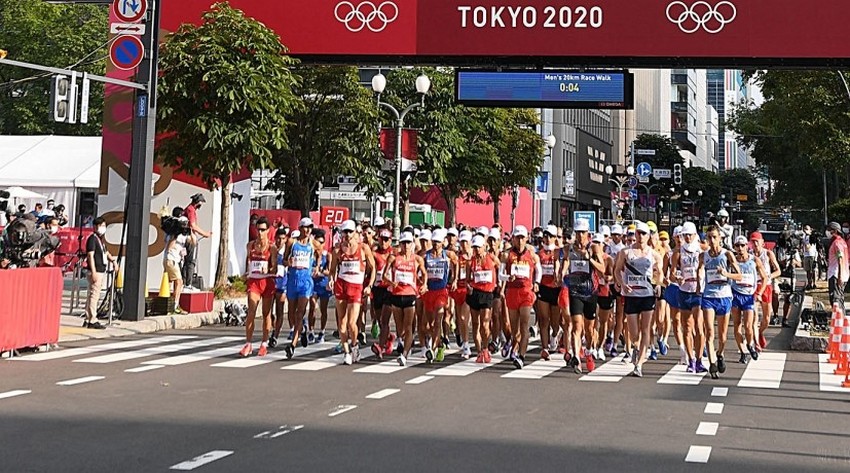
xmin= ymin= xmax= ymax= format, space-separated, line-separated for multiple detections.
xmin=1 ymin=321 xmax=849 ymax=473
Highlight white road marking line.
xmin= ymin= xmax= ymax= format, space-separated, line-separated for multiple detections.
xmin=704 ymin=402 xmax=724 ymax=415
xmin=212 ymin=342 xmax=336 ymax=368
xmin=817 ymin=354 xmax=850 ymax=392
xmin=578 ymin=359 xmax=635 ymax=382
xmin=56 ymin=376 xmax=105 ymax=386
xmin=12 ymin=336 xmax=197 ymax=362
xmin=328 ymin=405 xmax=357 ymax=417
xmin=255 ymin=425 xmax=304 ymax=439
xmin=405 ymin=375 xmax=434 ymax=385
xmin=365 ymin=388 xmax=400 ymax=400
xmin=657 ymin=364 xmax=707 ymax=385
xmin=503 ymin=357 xmax=565 ymax=379
xmin=74 ymin=337 xmax=241 ymax=364
xmin=696 ymin=422 xmax=719 ymax=436
xmin=169 ymin=450 xmax=234 ymax=470
xmin=282 ymin=347 xmax=374 ymax=371
xmin=142 ymin=344 xmax=246 ymax=366
xmin=711 ymin=387 xmax=728 ymax=397
xmin=354 ymin=349 xmax=459 ymax=374
xmin=737 ymin=352 xmax=786 ymax=389
xmin=124 ymin=365 xmax=164 ymax=373
xmin=429 ymin=346 xmax=535 ymax=378
xmin=0 ymin=390 xmax=31 ymax=400
xmin=685 ymin=445 xmax=712 ymax=463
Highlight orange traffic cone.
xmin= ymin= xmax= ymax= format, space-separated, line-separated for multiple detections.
xmin=829 ymin=307 xmax=844 ymax=364
xmin=834 ymin=318 xmax=850 ymax=376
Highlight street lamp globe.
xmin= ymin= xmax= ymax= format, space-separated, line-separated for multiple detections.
xmin=626 ymin=165 xmax=635 ymax=176
xmin=371 ymin=73 xmax=387 ymax=94
xmin=698 ymin=190 xmax=703 ymax=197
xmin=684 ymin=190 xmax=689 ymax=197
xmin=546 ymin=134 xmax=557 ymax=149
xmin=415 ymin=74 xmax=431 ymax=94
xmin=605 ymin=165 xmax=614 ymax=176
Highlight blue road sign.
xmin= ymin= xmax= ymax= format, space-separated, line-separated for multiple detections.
xmin=109 ymin=35 xmax=144 ymax=71
xmin=628 ymin=189 xmax=638 ymax=201
xmin=627 ymin=176 xmax=638 ymax=188
xmin=536 ymin=171 xmax=549 ymax=193
xmin=573 ymin=211 xmax=597 ymax=233
xmin=636 ymin=162 xmax=653 ymax=178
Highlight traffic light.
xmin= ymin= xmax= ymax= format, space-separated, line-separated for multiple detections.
xmin=51 ymin=75 xmax=71 ymax=122
xmin=673 ymin=163 xmax=683 ymax=185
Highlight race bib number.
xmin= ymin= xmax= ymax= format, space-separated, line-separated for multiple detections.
xmin=739 ymin=273 xmax=755 ymax=287
xmin=474 ymin=270 xmax=493 ymax=284
xmin=250 ymin=260 xmax=268 ymax=274
xmin=571 ymin=260 xmax=590 ymax=274
xmin=542 ymin=264 xmax=555 ymax=276
xmin=292 ymin=253 xmax=311 ymax=269
xmin=427 ymin=264 xmax=446 ymax=280
xmin=707 ymin=269 xmax=725 ymax=284
xmin=511 ymin=263 xmax=531 ymax=279
xmin=395 ymin=270 xmax=415 ymax=286
xmin=276 ymin=264 xmax=286 ymax=277
xmin=459 ymin=267 xmax=467 ymax=280
xmin=626 ymin=274 xmax=647 ymax=287
xmin=682 ymin=267 xmax=698 ymax=281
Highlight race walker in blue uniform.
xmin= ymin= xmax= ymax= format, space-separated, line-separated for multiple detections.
xmin=730 ymin=235 xmax=768 ymax=364
xmin=310 ymin=232 xmax=332 ymax=345
xmin=284 ymin=218 xmax=321 ymax=359
xmin=701 ymin=225 xmax=742 ymax=379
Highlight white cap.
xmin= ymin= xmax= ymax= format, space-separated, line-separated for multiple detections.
xmin=291 ymin=230 xmax=301 ymax=238
xmin=298 ymin=217 xmax=314 ymax=228
xmin=512 ymin=225 xmax=529 ymax=238
xmin=419 ymin=229 xmax=432 ymax=240
xmin=592 ymin=233 xmax=605 ymax=244
xmin=734 ymin=235 xmax=748 ymax=246
xmin=373 ymin=216 xmax=385 ymax=227
xmin=399 ymin=232 xmax=414 ymax=243
xmin=681 ymin=221 xmax=698 ymax=235
xmin=635 ymin=221 xmax=650 ymax=234
xmin=459 ymin=230 xmax=473 ymax=242
xmin=574 ymin=219 xmax=590 ymax=233
xmin=601 ymin=225 xmax=611 ymax=237
xmin=471 ymin=235 xmax=486 ymax=247
xmin=544 ymin=225 xmax=558 ymax=236
xmin=340 ymin=220 xmax=356 ymax=232
xmin=488 ymin=228 xmax=501 ymax=240
xmin=476 ymin=226 xmax=489 ymax=236
xmin=431 ymin=229 xmax=447 ymax=242
xmin=717 ymin=209 xmax=729 ymax=217
xmin=610 ymin=224 xmax=624 ymax=235
xmin=673 ymin=226 xmax=683 ymax=237
xmin=414 ymin=228 xmax=421 ymax=238
xmin=447 ymin=227 xmax=459 ymax=237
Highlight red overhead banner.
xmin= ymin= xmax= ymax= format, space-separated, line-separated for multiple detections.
xmin=161 ymin=0 xmax=850 ymax=64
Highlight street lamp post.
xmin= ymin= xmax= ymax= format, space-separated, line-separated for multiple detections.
xmin=372 ymin=73 xmax=431 ymax=242
xmin=606 ymin=164 xmax=635 ymax=221
xmin=532 ymin=135 xmax=557 ymax=230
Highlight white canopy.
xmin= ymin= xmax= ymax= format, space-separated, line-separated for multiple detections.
xmin=4 ymin=186 xmax=49 ymax=199
xmin=0 ymin=135 xmax=101 ymax=188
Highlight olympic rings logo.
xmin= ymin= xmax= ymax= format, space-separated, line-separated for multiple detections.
xmin=666 ymin=1 xmax=737 ymax=34
xmin=334 ymin=1 xmax=399 ymax=33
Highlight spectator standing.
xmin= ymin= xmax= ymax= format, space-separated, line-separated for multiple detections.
xmin=182 ymin=193 xmax=212 ymax=290
xmin=164 ymin=216 xmax=190 ymax=314
xmin=802 ymin=225 xmax=818 ymax=289
xmin=84 ymin=217 xmax=116 ymax=329
xmin=38 ymin=217 xmax=61 ymax=267
xmin=827 ymin=222 xmax=849 ymax=309
xmin=249 ymin=214 xmax=259 ymax=242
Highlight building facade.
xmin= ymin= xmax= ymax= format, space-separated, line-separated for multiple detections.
xmin=707 ymin=69 xmax=750 ymax=171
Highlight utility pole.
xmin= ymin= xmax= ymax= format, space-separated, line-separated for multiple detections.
xmin=123 ymin=0 xmax=161 ymax=321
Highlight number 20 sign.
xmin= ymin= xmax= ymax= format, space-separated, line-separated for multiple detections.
xmin=320 ymin=207 xmax=349 ymax=226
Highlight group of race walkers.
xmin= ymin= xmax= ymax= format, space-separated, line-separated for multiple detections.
xmin=238 ymin=214 xmax=782 ymax=379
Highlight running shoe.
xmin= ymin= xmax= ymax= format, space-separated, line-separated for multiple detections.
xmin=333 ymin=343 xmax=343 ymax=354
xmin=564 ymin=351 xmax=573 ymax=363
xmin=586 ymin=352 xmax=595 ymax=372
xmin=573 ymin=360 xmax=583 ymax=375
xmin=622 ymin=351 xmax=631 ymax=364
xmin=589 ymin=348 xmax=598 ymax=360
xmin=770 ymin=315 xmax=780 ymax=326
xmin=343 ymin=353 xmax=353 ymax=365
xmin=357 ymin=332 xmax=367 ymax=346
xmin=739 ymin=353 xmax=749 ymax=364
xmin=501 ymin=340 xmax=512 ymax=359
xmin=483 ymin=350 xmax=492 ymax=363
xmin=332 ymin=330 xmax=340 ymax=338
xmin=239 ymin=343 xmax=252 ymax=357
xmin=285 ymin=343 xmax=294 ymax=360
xmin=632 ymin=348 xmax=639 ymax=362
xmin=425 ymin=348 xmax=434 ymax=364
xmin=709 ymin=362 xmax=719 ymax=379
xmin=317 ymin=333 xmax=326 ymax=344
xmin=695 ymin=359 xmax=708 ymax=374
xmin=462 ymin=344 xmax=472 ymax=359
xmin=455 ymin=330 xmax=462 ymax=348
xmin=659 ymin=339 xmax=669 ymax=356
xmin=396 ymin=340 xmax=404 ymax=356
xmin=610 ymin=347 xmax=618 ymax=358
xmin=686 ymin=359 xmax=696 ymax=373
xmin=632 ymin=365 xmax=643 ymax=378
xmin=397 ymin=355 xmax=407 ymax=366
xmin=649 ymin=347 xmax=658 ymax=361
xmin=288 ymin=329 xmax=294 ymax=340
xmin=540 ymin=348 xmax=550 ymax=361
xmin=371 ymin=343 xmax=383 ymax=360
xmin=258 ymin=344 xmax=268 ymax=357
xmin=702 ymin=347 xmax=708 ymax=358
xmin=512 ymin=354 xmax=524 ymax=370
xmin=441 ymin=336 xmax=450 ymax=349
xmin=435 ymin=346 xmax=446 ymax=362
xmin=596 ymin=349 xmax=606 ymax=361
xmin=717 ymin=354 xmax=727 ymax=374
xmin=475 ymin=352 xmax=485 ymax=363
xmin=300 ymin=331 xmax=308 ymax=348
xmin=352 ymin=345 xmax=361 ymax=363
xmin=748 ymin=344 xmax=760 ymax=361
xmin=604 ymin=336 xmax=614 ymax=353
xmin=488 ymin=340 xmax=498 ymax=354
xmin=268 ymin=336 xmax=277 ymax=349
xmin=307 ymin=332 xmax=316 ymax=344
xmin=679 ymin=347 xmax=688 ymax=365
xmin=758 ymin=334 xmax=767 ymax=349
xmin=371 ymin=320 xmax=380 ymax=339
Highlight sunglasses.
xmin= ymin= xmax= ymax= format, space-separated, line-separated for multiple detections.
xmin=343 ymin=230 xmax=354 ymax=234
xmin=734 ymin=243 xmax=747 ymax=247
xmin=257 ymin=227 xmax=269 ymax=231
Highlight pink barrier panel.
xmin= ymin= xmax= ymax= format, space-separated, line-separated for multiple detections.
xmin=0 ymin=267 xmax=63 ymax=351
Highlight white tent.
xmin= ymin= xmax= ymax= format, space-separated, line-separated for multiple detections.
xmin=0 ymin=135 xmax=101 ymax=226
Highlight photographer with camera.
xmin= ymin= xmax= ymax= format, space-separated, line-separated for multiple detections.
xmin=163 ymin=216 xmax=191 ymax=315
xmin=182 ymin=194 xmax=212 ymax=290
xmin=84 ymin=217 xmax=116 ymax=330
xmin=826 ymin=222 xmax=849 ymax=310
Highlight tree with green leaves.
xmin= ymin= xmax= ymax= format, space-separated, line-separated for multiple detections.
xmin=267 ymin=65 xmax=384 ymax=216
xmin=156 ymin=2 xmax=299 ymax=286
xmin=0 ymin=0 xmax=107 ymax=135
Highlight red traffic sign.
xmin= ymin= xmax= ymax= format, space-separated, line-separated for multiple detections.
xmin=320 ymin=207 xmax=349 ymax=227
xmin=109 ymin=35 xmax=144 ymax=71
xmin=113 ymin=0 xmax=147 ymax=23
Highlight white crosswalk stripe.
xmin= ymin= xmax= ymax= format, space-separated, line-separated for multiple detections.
xmin=503 ymin=357 xmax=566 ymax=379
xmin=579 ymin=357 xmax=635 ymax=382
xmin=737 ymin=352 xmax=786 ymax=389
xmin=142 ymin=343 xmax=247 ymax=366
xmin=282 ymin=348 xmax=375 ymax=371
xmin=73 ymin=337 xmax=241 ymax=364
xmin=11 ymin=335 xmax=197 ymax=362
xmin=211 ymin=342 xmax=336 ymax=368
xmin=817 ymin=354 xmax=850 ymax=393
xmin=657 ymin=364 xmax=708 ymax=385
xmin=353 ymin=348 xmax=459 ymax=374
